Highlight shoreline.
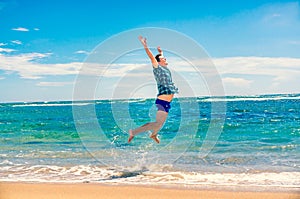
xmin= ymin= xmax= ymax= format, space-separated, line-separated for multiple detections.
xmin=1 ymin=180 xmax=299 ymax=193
xmin=1 ymin=182 xmax=299 ymax=199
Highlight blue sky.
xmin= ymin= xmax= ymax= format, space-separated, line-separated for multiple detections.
xmin=0 ymin=0 xmax=300 ymax=102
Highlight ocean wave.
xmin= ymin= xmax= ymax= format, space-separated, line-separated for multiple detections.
xmin=11 ymin=102 xmax=93 ymax=107
xmin=198 ymin=95 xmax=300 ymax=102
xmin=1 ymin=164 xmax=299 ymax=191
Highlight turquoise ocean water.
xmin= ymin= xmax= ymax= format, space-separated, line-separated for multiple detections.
xmin=0 ymin=93 xmax=299 ymax=191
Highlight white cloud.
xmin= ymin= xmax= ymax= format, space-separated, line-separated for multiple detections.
xmin=213 ymin=56 xmax=300 ymax=95
xmin=0 ymin=53 xmax=81 ymax=79
xmin=221 ymin=77 xmax=254 ymax=95
xmin=222 ymin=77 xmax=252 ymax=87
xmin=159 ymin=56 xmax=300 ymax=95
xmin=11 ymin=40 xmax=22 ymax=45
xmin=34 ymin=28 xmax=40 ymax=31
xmin=74 ymin=50 xmax=89 ymax=54
xmin=12 ymin=27 xmax=29 ymax=32
xmin=0 ymin=52 xmax=299 ymax=95
xmin=169 ymin=56 xmax=300 ymax=80
xmin=213 ymin=57 xmax=300 ymax=76
xmin=37 ymin=81 xmax=74 ymax=87
xmin=0 ymin=47 xmax=15 ymax=53
xmin=0 ymin=52 xmax=146 ymax=79
xmin=0 ymin=43 xmax=7 ymax=46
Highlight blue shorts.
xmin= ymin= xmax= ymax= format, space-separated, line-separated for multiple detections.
xmin=155 ymin=99 xmax=171 ymax=113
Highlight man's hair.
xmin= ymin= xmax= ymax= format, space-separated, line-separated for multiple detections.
xmin=155 ymin=54 xmax=161 ymax=62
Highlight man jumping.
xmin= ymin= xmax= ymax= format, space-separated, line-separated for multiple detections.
xmin=128 ymin=36 xmax=178 ymax=144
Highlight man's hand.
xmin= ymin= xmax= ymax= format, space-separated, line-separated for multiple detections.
xmin=157 ymin=46 xmax=162 ymax=53
xmin=157 ymin=46 xmax=163 ymax=56
xmin=138 ymin=36 xmax=147 ymax=48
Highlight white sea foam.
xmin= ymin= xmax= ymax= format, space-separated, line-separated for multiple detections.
xmin=199 ymin=95 xmax=300 ymax=102
xmin=1 ymin=164 xmax=299 ymax=191
xmin=12 ymin=102 xmax=92 ymax=107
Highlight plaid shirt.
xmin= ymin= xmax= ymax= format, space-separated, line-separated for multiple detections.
xmin=153 ymin=65 xmax=179 ymax=96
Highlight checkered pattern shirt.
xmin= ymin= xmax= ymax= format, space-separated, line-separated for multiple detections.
xmin=153 ymin=65 xmax=178 ymax=96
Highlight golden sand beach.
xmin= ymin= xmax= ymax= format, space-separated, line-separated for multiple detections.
xmin=1 ymin=182 xmax=299 ymax=199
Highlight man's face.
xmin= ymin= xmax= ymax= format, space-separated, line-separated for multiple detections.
xmin=159 ymin=56 xmax=168 ymax=66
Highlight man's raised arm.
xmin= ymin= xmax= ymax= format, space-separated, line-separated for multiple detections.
xmin=138 ymin=36 xmax=158 ymax=68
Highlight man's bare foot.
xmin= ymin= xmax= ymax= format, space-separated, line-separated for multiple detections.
xmin=128 ymin=129 xmax=134 ymax=143
xmin=150 ymin=134 xmax=160 ymax=144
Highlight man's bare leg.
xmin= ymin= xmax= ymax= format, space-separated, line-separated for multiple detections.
xmin=128 ymin=110 xmax=168 ymax=143
xmin=149 ymin=111 xmax=168 ymax=143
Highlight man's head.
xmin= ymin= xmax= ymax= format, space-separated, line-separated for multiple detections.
xmin=155 ymin=54 xmax=168 ymax=66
